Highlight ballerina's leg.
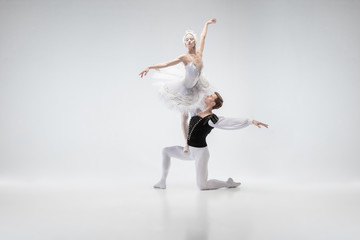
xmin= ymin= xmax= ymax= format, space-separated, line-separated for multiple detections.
xmin=181 ymin=113 xmax=189 ymax=152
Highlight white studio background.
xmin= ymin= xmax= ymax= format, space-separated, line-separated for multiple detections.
xmin=1 ymin=0 xmax=360 ymax=186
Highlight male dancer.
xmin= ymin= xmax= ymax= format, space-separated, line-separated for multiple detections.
xmin=154 ymin=92 xmax=268 ymax=190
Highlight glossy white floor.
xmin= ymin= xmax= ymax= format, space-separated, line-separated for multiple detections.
xmin=1 ymin=179 xmax=359 ymax=240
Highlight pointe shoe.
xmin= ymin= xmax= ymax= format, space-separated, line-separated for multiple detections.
xmin=183 ymin=145 xmax=189 ymax=153
xmin=153 ymin=181 xmax=166 ymax=189
xmin=227 ymin=178 xmax=241 ymax=188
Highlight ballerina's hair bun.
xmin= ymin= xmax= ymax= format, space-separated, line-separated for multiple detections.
xmin=183 ymin=30 xmax=197 ymax=44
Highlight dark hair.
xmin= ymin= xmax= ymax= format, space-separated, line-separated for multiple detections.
xmin=213 ymin=92 xmax=224 ymax=109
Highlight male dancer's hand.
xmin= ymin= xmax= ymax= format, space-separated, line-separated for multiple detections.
xmin=252 ymin=120 xmax=268 ymax=128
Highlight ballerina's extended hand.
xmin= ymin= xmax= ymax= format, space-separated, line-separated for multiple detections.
xmin=139 ymin=67 xmax=150 ymax=78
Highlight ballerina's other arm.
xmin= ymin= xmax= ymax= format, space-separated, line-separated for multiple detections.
xmin=198 ymin=18 xmax=216 ymax=55
xmin=139 ymin=55 xmax=186 ymax=78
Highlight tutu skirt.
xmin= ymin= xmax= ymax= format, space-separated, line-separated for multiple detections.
xmin=151 ymin=64 xmax=212 ymax=115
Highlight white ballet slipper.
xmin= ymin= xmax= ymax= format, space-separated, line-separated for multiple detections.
xmin=226 ymin=178 xmax=241 ymax=188
xmin=153 ymin=181 xmax=166 ymax=189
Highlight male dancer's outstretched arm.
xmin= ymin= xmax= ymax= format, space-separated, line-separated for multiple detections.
xmin=208 ymin=117 xmax=268 ymax=129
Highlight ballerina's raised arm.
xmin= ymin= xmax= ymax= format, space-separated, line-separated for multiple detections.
xmin=198 ymin=18 xmax=216 ymax=55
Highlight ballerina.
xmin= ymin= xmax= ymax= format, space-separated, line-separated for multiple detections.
xmin=139 ymin=18 xmax=217 ymax=152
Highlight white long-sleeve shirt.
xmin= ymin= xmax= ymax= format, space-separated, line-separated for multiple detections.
xmin=187 ymin=114 xmax=253 ymax=148
xmin=208 ymin=116 xmax=253 ymax=130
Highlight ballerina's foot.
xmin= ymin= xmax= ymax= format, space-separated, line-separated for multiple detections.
xmin=227 ymin=178 xmax=241 ymax=188
xmin=183 ymin=145 xmax=189 ymax=153
xmin=153 ymin=181 xmax=166 ymax=189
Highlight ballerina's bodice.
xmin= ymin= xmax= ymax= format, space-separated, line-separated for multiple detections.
xmin=184 ymin=62 xmax=202 ymax=89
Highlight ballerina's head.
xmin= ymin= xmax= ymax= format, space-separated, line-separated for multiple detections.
xmin=183 ymin=30 xmax=197 ymax=50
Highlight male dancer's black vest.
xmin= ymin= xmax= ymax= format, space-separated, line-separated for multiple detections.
xmin=187 ymin=114 xmax=219 ymax=148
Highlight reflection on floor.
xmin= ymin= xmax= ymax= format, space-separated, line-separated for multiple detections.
xmin=0 ymin=179 xmax=359 ymax=240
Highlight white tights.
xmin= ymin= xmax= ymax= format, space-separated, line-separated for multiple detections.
xmin=154 ymin=146 xmax=240 ymax=190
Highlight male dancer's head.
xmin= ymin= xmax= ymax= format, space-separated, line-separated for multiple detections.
xmin=204 ymin=92 xmax=224 ymax=111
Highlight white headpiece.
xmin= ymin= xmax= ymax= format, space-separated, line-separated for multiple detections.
xmin=183 ymin=30 xmax=197 ymax=44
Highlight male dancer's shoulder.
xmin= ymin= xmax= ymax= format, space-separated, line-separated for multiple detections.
xmin=210 ymin=114 xmax=218 ymax=124
xmin=203 ymin=114 xmax=218 ymax=125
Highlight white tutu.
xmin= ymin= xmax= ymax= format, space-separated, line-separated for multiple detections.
xmin=151 ymin=62 xmax=212 ymax=115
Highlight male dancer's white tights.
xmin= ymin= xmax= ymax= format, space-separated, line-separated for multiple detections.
xmin=154 ymin=146 xmax=240 ymax=190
